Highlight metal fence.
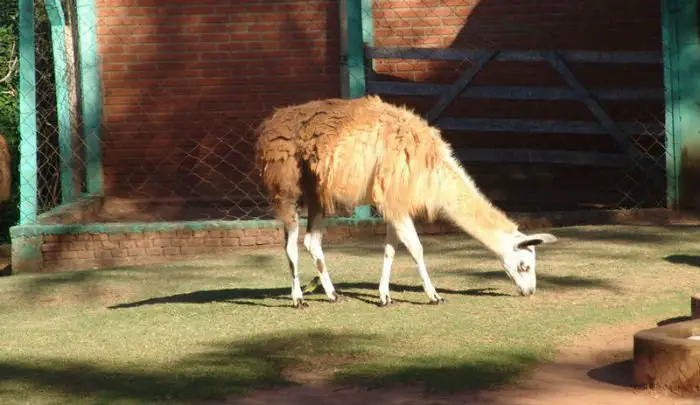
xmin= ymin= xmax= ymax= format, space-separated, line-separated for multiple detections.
xmin=11 ymin=0 xmax=673 ymax=234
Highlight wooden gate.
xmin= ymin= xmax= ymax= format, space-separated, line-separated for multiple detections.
xmin=363 ymin=47 xmax=666 ymax=211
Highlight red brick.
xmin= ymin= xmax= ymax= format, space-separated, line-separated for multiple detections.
xmin=119 ymin=240 xmax=139 ymax=249
xmin=152 ymin=239 xmax=171 ymax=247
xmin=221 ymin=238 xmax=240 ymax=247
xmin=58 ymin=234 xmax=78 ymax=243
xmin=256 ymin=236 xmax=274 ymax=245
xmin=146 ymin=248 xmax=164 ymax=256
xmin=188 ymin=239 xmax=204 ymax=247
xmin=176 ymin=230 xmax=194 ymax=238
xmin=136 ymin=240 xmax=153 ymax=248
xmin=180 ymin=247 xmax=202 ymax=256
xmin=96 ymin=251 xmax=113 ymax=259
xmin=163 ymin=247 xmax=181 ymax=256
xmin=42 ymin=252 xmax=61 ymax=261
xmin=207 ymin=230 xmax=225 ymax=238
xmin=204 ymin=238 xmax=222 ymax=247
xmin=77 ymin=250 xmax=96 ymax=259
xmin=127 ymin=248 xmax=146 ymax=257
xmin=239 ymin=237 xmax=257 ymax=246
xmin=243 ymin=228 xmax=261 ymax=237
xmin=59 ymin=251 xmax=78 ymax=259
xmin=67 ymin=242 xmax=89 ymax=251
xmin=111 ymin=249 xmax=128 ymax=258
xmin=102 ymin=240 xmax=120 ymax=249
xmin=41 ymin=243 xmax=63 ymax=252
xmin=44 ymin=235 xmax=59 ymax=242
xmin=349 ymin=226 xmax=375 ymax=238
xmin=169 ymin=239 xmax=187 ymax=247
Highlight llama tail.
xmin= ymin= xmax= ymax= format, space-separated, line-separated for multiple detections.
xmin=254 ymin=114 xmax=304 ymax=221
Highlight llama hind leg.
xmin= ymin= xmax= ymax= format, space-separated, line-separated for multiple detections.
xmin=391 ymin=216 xmax=445 ymax=305
xmin=303 ymin=211 xmax=340 ymax=302
xmin=378 ymin=223 xmax=399 ymax=307
xmin=283 ymin=212 xmax=307 ymax=308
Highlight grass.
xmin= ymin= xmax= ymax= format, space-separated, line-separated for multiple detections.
xmin=0 ymin=224 xmax=699 ymax=404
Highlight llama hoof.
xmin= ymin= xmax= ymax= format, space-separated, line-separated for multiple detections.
xmin=329 ymin=292 xmax=345 ymax=303
xmin=428 ymin=297 xmax=446 ymax=305
xmin=293 ymin=299 xmax=309 ymax=309
xmin=379 ymin=298 xmax=394 ymax=307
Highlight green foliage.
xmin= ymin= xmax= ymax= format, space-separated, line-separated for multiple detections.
xmin=0 ymin=1 xmax=19 ymax=244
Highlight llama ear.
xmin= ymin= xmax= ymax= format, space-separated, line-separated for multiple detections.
xmin=515 ymin=233 xmax=557 ymax=249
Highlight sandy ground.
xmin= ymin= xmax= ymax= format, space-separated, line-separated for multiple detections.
xmin=210 ymin=320 xmax=700 ymax=405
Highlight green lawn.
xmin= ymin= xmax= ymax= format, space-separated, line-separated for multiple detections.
xmin=0 ymin=224 xmax=699 ymax=404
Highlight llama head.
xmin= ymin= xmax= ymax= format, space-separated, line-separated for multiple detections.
xmin=501 ymin=232 xmax=557 ymax=296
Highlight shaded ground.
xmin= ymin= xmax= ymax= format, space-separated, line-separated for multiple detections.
xmin=213 ymin=320 xmax=699 ymax=405
xmin=2 ymin=225 xmax=700 ymax=404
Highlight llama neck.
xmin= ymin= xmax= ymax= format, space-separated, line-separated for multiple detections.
xmin=439 ymin=157 xmax=519 ymax=257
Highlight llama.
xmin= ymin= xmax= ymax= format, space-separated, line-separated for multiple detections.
xmin=0 ymin=133 xmax=10 ymax=202
xmin=254 ymin=95 xmax=557 ymax=308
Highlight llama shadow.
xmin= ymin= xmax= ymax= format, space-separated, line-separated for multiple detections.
xmin=587 ymin=360 xmax=639 ymax=388
xmin=664 ymin=255 xmax=700 ymax=268
xmin=464 ymin=271 xmax=621 ymax=292
xmin=108 ymin=281 xmax=509 ymax=309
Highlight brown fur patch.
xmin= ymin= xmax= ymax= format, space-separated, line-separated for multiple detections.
xmin=0 ymin=133 xmax=10 ymax=202
xmin=254 ymin=96 xmax=518 ymax=241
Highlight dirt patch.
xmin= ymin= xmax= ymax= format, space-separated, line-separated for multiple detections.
xmin=206 ymin=320 xmax=700 ymax=405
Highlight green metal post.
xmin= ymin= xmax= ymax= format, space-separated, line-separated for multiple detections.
xmin=45 ymin=0 xmax=74 ymax=204
xmin=76 ymin=0 xmax=103 ymax=195
xmin=361 ymin=0 xmax=374 ymax=71
xmin=341 ymin=0 xmax=374 ymax=219
xmin=662 ymin=0 xmax=700 ymax=210
xmin=18 ymin=0 xmax=37 ymax=224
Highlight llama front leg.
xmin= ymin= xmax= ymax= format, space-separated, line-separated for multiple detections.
xmin=284 ymin=214 xmax=307 ymax=308
xmin=392 ymin=216 xmax=445 ymax=305
xmin=303 ymin=212 xmax=341 ymax=302
xmin=379 ymin=223 xmax=398 ymax=307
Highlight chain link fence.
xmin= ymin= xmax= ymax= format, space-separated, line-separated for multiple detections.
xmin=1 ymin=0 xmax=19 ymax=243
xmin=7 ymin=0 xmax=672 ymax=235
xmin=88 ymin=1 xmax=345 ymax=223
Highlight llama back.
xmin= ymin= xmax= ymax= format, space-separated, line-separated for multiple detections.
xmin=255 ymin=96 xmax=459 ymax=221
xmin=301 ymin=96 xmax=457 ymax=221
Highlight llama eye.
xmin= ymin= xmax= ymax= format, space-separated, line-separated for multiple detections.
xmin=518 ymin=262 xmax=530 ymax=273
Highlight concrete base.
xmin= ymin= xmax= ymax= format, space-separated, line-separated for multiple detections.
xmin=634 ymin=319 xmax=700 ymax=392
xmin=691 ymin=293 xmax=700 ymax=320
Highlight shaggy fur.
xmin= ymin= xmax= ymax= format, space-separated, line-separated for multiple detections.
xmin=255 ymin=95 xmax=556 ymax=307
xmin=0 ymin=133 xmax=10 ymax=202
xmin=255 ymin=95 xmax=516 ymax=247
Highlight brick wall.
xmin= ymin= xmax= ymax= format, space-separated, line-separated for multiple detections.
xmin=96 ymin=0 xmax=340 ymax=200
xmin=37 ymin=222 xmax=455 ymax=271
xmin=28 ymin=207 xmax=691 ymax=272
xmin=93 ymin=0 xmax=665 ymax=213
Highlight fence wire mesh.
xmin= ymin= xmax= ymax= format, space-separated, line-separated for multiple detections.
xmin=89 ymin=1 xmax=343 ymax=223
xmin=0 ymin=0 xmax=18 ymax=242
xmin=7 ymin=0 xmax=673 ymax=234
